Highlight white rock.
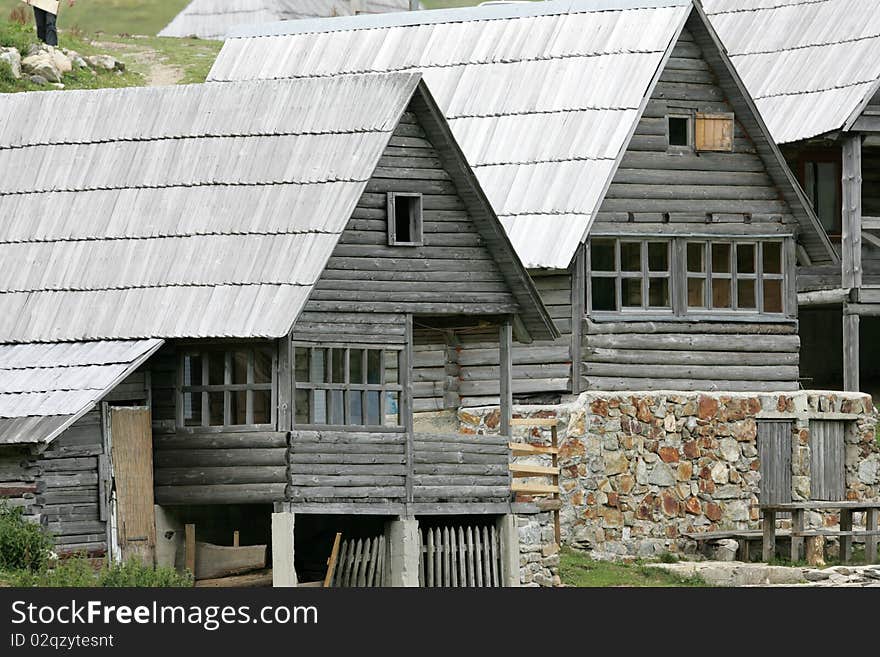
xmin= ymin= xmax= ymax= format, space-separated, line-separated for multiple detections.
xmin=21 ymin=54 xmax=61 ymax=83
xmin=720 ymin=438 xmax=741 ymax=462
xmin=711 ymin=461 xmax=729 ymax=484
xmin=0 ymin=47 xmax=21 ymax=79
xmin=86 ymin=54 xmax=122 ymax=71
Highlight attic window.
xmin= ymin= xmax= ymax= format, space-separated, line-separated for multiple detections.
xmin=668 ymin=115 xmax=691 ymax=148
xmin=695 ymin=112 xmax=734 ymax=152
xmin=387 ymin=192 xmax=423 ymax=246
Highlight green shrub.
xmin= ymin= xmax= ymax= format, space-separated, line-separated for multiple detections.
xmin=9 ymin=555 xmax=194 ymax=587
xmin=0 ymin=20 xmax=35 ymax=55
xmin=98 ymin=558 xmax=193 ymax=587
xmin=0 ymin=502 xmax=53 ymax=572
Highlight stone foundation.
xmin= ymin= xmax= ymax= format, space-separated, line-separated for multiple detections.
xmin=516 ymin=511 xmax=560 ymax=586
xmin=461 ymin=391 xmax=879 ymax=559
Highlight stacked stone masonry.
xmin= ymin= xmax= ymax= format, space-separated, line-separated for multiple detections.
xmin=461 ymin=391 xmax=879 ymax=562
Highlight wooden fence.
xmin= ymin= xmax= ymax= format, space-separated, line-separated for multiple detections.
xmin=330 ymin=534 xmax=386 ymax=587
xmin=418 ymin=522 xmax=502 ymax=587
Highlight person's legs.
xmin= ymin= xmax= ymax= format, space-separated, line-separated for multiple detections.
xmin=43 ymin=11 xmax=58 ymax=47
xmin=33 ymin=7 xmax=46 ymax=43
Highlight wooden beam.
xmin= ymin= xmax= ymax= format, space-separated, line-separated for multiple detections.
xmin=843 ymin=312 xmax=860 ymax=391
xmin=570 ymin=245 xmax=585 ymax=394
xmin=510 ymin=482 xmax=560 ymax=495
xmin=508 ymin=463 xmax=559 ymax=476
xmin=508 ymin=442 xmax=559 ymax=455
xmin=403 ymin=314 xmax=415 ymax=506
xmin=841 ymin=135 xmax=863 ymax=289
xmin=509 ymin=418 xmax=558 ymax=427
xmin=185 ymin=523 xmax=196 ymax=575
xmin=499 ymin=317 xmax=513 ymax=438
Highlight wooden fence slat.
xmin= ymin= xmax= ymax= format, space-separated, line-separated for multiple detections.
xmin=457 ymin=526 xmax=466 ymax=587
xmin=474 ymin=527 xmax=483 ymax=587
xmin=434 ymin=528 xmax=442 ymax=587
xmin=426 ymin=528 xmax=435 ymax=587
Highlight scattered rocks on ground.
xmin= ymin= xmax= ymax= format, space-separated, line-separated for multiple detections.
xmin=21 ymin=52 xmax=61 ymax=83
xmin=85 ymin=54 xmax=124 ymax=71
xmin=27 ymin=74 xmax=48 ymax=86
xmin=0 ymin=46 xmax=21 ymax=78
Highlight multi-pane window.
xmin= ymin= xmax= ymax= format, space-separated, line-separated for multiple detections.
xmin=179 ymin=346 xmax=274 ymax=429
xmin=587 ymin=237 xmax=787 ymax=316
xmin=686 ymin=240 xmax=784 ymax=313
xmin=589 ymin=239 xmax=672 ymax=312
xmin=294 ymin=345 xmax=402 ymax=428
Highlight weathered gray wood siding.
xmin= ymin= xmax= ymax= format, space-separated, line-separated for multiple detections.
xmin=296 ymin=105 xmax=524 ymax=409
xmin=0 ymin=410 xmax=108 ymax=555
xmin=582 ymin=27 xmax=800 ymax=392
xmin=758 ymin=420 xmax=793 ymax=505
xmin=296 ymin=106 xmax=518 ymax=352
xmin=808 ymin=420 xmax=845 ymax=501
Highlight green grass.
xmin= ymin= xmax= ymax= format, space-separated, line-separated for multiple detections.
xmin=0 ymin=19 xmax=221 ymax=92
xmin=559 ymin=548 xmax=705 ymax=587
xmin=2 ymin=0 xmax=191 ymax=38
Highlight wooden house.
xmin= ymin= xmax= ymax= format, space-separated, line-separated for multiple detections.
xmin=705 ymin=0 xmax=880 ymax=395
xmin=209 ymin=0 xmax=837 ymax=404
xmin=0 ymin=73 xmax=556 ymax=585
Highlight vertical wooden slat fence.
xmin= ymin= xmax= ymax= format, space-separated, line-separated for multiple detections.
xmin=418 ymin=522 xmax=501 ymax=587
xmin=809 ymin=420 xmax=845 ymax=501
xmin=330 ymin=535 xmax=386 ymax=587
xmin=758 ymin=420 xmax=793 ymax=506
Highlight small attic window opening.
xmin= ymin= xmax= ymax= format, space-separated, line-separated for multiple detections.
xmin=387 ymin=192 xmax=423 ymax=246
xmin=668 ymin=115 xmax=691 ymax=148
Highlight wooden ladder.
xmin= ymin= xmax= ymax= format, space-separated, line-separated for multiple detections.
xmin=508 ymin=418 xmax=561 ymax=545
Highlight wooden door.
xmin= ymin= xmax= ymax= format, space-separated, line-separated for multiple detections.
xmin=758 ymin=421 xmax=792 ymax=505
xmin=809 ymin=420 xmax=845 ymax=501
xmin=110 ymin=406 xmax=156 ymax=564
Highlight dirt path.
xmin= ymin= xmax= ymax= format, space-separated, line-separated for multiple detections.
xmin=91 ymin=39 xmax=184 ymax=86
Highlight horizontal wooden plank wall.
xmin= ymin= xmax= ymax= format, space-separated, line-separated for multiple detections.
xmin=861 ymin=145 xmax=880 ymax=264
xmin=153 ymin=431 xmax=287 ymax=505
xmin=295 ymin=107 xmax=518 ymax=345
xmin=411 ymin=432 xmax=510 ymax=503
xmin=149 ymin=344 xmax=177 ymax=436
xmin=0 ymin=410 xmax=110 ymax=555
xmin=597 ymin=28 xmax=796 ymax=226
xmin=582 ymin=319 xmax=800 ymax=391
xmin=288 ymin=429 xmax=407 ymax=503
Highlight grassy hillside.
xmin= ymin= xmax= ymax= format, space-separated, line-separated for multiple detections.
xmin=1 ymin=0 xmax=191 ymax=37
xmin=2 ymin=0 xmax=492 ymax=39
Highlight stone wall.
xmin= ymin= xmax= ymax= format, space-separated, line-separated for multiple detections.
xmin=515 ymin=510 xmax=560 ymax=586
xmin=461 ymin=391 xmax=879 ymax=559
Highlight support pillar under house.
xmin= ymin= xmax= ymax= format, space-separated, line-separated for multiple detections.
xmin=272 ymin=506 xmax=297 ymax=587
xmin=386 ymin=517 xmax=419 ymax=587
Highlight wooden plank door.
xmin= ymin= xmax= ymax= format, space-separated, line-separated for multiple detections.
xmin=110 ymin=406 xmax=156 ymax=564
xmin=809 ymin=420 xmax=845 ymax=501
xmin=757 ymin=421 xmax=792 ymax=505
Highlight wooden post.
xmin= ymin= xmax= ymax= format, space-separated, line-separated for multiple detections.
xmin=277 ymin=334 xmax=292 ymax=431
xmin=551 ymin=423 xmax=561 ymax=546
xmin=866 ymin=508 xmax=878 ymax=565
xmin=233 ymin=530 xmax=240 ymax=548
xmin=839 ymin=508 xmax=853 ymax=563
xmin=403 ymin=314 xmax=415 ymax=505
xmin=570 ymin=245 xmax=585 ymax=395
xmin=791 ymin=508 xmax=804 ymax=563
xmin=843 ymin=310 xmax=860 ymax=392
xmin=842 ymin=135 xmax=862 ymax=392
xmin=185 ymin=523 xmax=196 ymax=575
xmin=499 ymin=318 xmax=513 ymax=438
xmin=762 ymin=510 xmax=776 ymax=562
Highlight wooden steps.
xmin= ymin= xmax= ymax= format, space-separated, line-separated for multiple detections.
xmin=508 ymin=418 xmax=561 ymax=544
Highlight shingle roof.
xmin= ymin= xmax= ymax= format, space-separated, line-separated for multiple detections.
xmin=158 ymin=0 xmax=413 ymax=40
xmin=210 ymin=0 xmax=834 ymax=268
xmin=703 ymin=0 xmax=880 ymax=144
xmin=0 ymin=340 xmax=162 ymax=445
xmin=0 ymin=74 xmax=419 ymax=343
xmin=210 ymin=0 xmax=694 ymax=268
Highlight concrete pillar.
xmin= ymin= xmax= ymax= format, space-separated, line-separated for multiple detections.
xmin=386 ymin=517 xmax=419 ymax=587
xmin=154 ymin=505 xmax=184 ymax=571
xmin=497 ymin=514 xmax=520 ymax=587
xmin=271 ymin=507 xmax=297 ymax=587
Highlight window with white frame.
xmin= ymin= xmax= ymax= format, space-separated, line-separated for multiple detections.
xmin=179 ymin=346 xmax=275 ymax=430
xmin=587 ymin=237 xmax=788 ymax=317
xmin=293 ymin=345 xmax=402 ymax=428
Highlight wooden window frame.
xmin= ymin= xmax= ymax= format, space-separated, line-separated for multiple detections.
xmin=293 ymin=343 xmax=404 ymax=431
xmin=796 ymin=149 xmax=842 ymax=237
xmin=177 ymin=345 xmax=276 ymax=433
xmin=684 ymin=239 xmax=785 ymax=315
xmin=586 ymin=236 xmax=791 ymax=320
xmin=387 ymin=192 xmax=424 ymax=246
xmin=587 ymin=238 xmax=673 ymax=314
xmin=666 ymin=112 xmax=693 ymax=152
